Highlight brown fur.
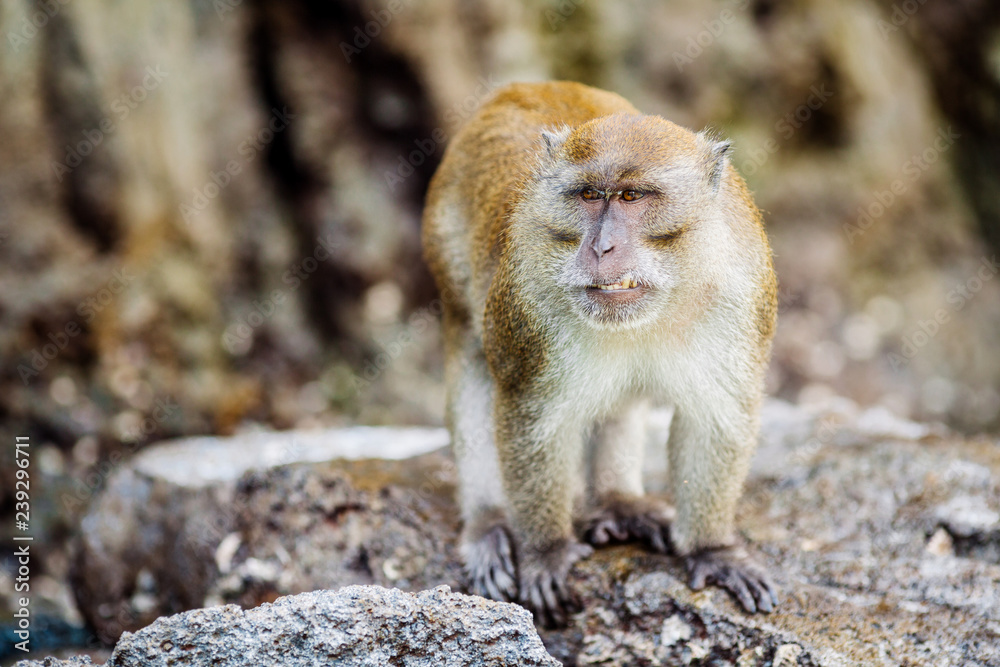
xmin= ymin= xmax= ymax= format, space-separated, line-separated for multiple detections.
xmin=423 ymin=81 xmax=779 ymax=626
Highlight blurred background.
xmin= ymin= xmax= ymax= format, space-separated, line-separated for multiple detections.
xmin=1 ymin=0 xmax=999 ymax=657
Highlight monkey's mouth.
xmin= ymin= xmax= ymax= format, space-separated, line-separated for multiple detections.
xmin=588 ymin=277 xmax=640 ymax=291
xmin=584 ymin=277 xmax=648 ymax=306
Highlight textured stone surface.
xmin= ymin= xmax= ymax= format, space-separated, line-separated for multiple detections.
xmin=60 ymin=401 xmax=1000 ymax=666
xmin=17 ymin=585 xmax=559 ymax=667
xmin=70 ymin=427 xmax=454 ymax=643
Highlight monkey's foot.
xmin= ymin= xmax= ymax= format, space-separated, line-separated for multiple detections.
xmin=582 ymin=493 xmax=675 ymax=553
xmin=461 ymin=523 xmax=518 ymax=603
xmin=519 ymin=539 xmax=593 ymax=628
xmin=685 ymin=546 xmax=779 ymax=613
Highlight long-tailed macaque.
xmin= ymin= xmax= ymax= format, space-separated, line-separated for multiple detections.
xmin=422 ymin=81 xmax=778 ymax=626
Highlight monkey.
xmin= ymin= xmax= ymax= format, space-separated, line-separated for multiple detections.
xmin=421 ymin=81 xmax=779 ymax=627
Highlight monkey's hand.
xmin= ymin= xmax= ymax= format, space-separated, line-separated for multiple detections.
xmin=582 ymin=493 xmax=675 ymax=553
xmin=685 ymin=546 xmax=779 ymax=613
xmin=519 ymin=539 xmax=593 ymax=628
xmin=461 ymin=523 xmax=518 ymax=603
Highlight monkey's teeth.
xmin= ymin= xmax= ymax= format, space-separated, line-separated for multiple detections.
xmin=594 ymin=279 xmax=637 ymax=291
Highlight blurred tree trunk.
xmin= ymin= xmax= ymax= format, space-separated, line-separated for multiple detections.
xmin=906 ymin=0 xmax=1000 ymax=258
xmin=1 ymin=0 xmax=445 ymax=455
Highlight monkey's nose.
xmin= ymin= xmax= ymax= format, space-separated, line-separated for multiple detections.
xmin=592 ymin=239 xmax=615 ymax=258
xmin=591 ymin=215 xmax=627 ymax=261
xmin=592 ymin=228 xmax=618 ymax=259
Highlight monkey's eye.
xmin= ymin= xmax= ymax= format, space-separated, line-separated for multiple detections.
xmin=580 ymin=187 xmax=603 ymax=201
xmin=622 ymin=190 xmax=644 ymax=202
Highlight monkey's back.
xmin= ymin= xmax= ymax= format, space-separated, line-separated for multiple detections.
xmin=422 ymin=81 xmax=638 ymax=328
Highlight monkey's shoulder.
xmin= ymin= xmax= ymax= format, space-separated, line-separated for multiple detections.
xmin=482 ymin=254 xmax=550 ymax=396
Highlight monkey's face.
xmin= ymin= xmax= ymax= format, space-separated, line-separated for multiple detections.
xmin=520 ymin=113 xmax=730 ymax=329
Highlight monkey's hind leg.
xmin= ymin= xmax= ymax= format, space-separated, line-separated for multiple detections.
xmin=448 ymin=342 xmax=518 ymax=603
xmin=582 ymin=402 xmax=675 ymax=553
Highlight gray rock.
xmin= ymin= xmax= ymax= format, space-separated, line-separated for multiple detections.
xmin=61 ymin=401 xmax=1000 ymax=667
xmin=70 ymin=427 xmax=454 ymax=643
xmin=18 ymin=585 xmax=559 ymax=667
xmin=773 ymin=643 xmax=804 ymax=667
xmin=934 ymin=495 xmax=1000 ymax=538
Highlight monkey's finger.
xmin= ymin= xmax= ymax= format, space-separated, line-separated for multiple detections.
xmin=480 ymin=574 xmax=499 ymax=601
xmin=757 ymin=574 xmax=780 ymax=610
xmin=642 ymin=520 xmax=668 ymax=553
xmin=553 ymin=572 xmax=581 ymax=616
xmin=487 ymin=566 xmax=517 ymax=602
xmin=470 ymin=572 xmax=492 ymax=600
xmin=767 ymin=582 xmax=780 ymax=608
xmin=523 ymin=584 xmax=546 ymax=626
xmin=499 ymin=545 xmax=516 ymax=579
xmin=606 ymin=521 xmax=628 ymax=542
xmin=687 ymin=558 xmax=712 ymax=590
xmin=725 ymin=572 xmax=757 ymax=613
xmin=498 ymin=572 xmax=519 ymax=601
xmin=747 ymin=575 xmax=773 ymax=613
xmin=540 ymin=579 xmax=565 ymax=627
xmin=587 ymin=518 xmax=624 ymax=544
xmin=495 ymin=531 xmax=516 ymax=575
xmin=736 ymin=561 xmax=778 ymax=612
xmin=586 ymin=526 xmax=609 ymax=545
xmin=534 ymin=597 xmax=557 ymax=628
xmin=660 ymin=525 xmax=672 ymax=552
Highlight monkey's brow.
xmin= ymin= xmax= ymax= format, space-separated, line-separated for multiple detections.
xmin=565 ymin=181 xmax=663 ymax=197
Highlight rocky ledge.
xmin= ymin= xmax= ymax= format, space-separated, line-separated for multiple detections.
xmin=19 ymin=400 xmax=1000 ymax=666
xmin=15 ymin=585 xmax=559 ymax=667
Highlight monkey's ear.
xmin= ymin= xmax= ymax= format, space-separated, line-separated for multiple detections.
xmin=541 ymin=126 xmax=571 ymax=159
xmin=700 ymin=134 xmax=731 ymax=193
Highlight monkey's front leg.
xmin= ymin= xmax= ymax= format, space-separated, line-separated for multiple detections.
xmin=495 ymin=398 xmax=592 ymax=628
xmin=449 ymin=344 xmax=518 ymax=604
xmin=669 ymin=404 xmax=779 ymax=613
